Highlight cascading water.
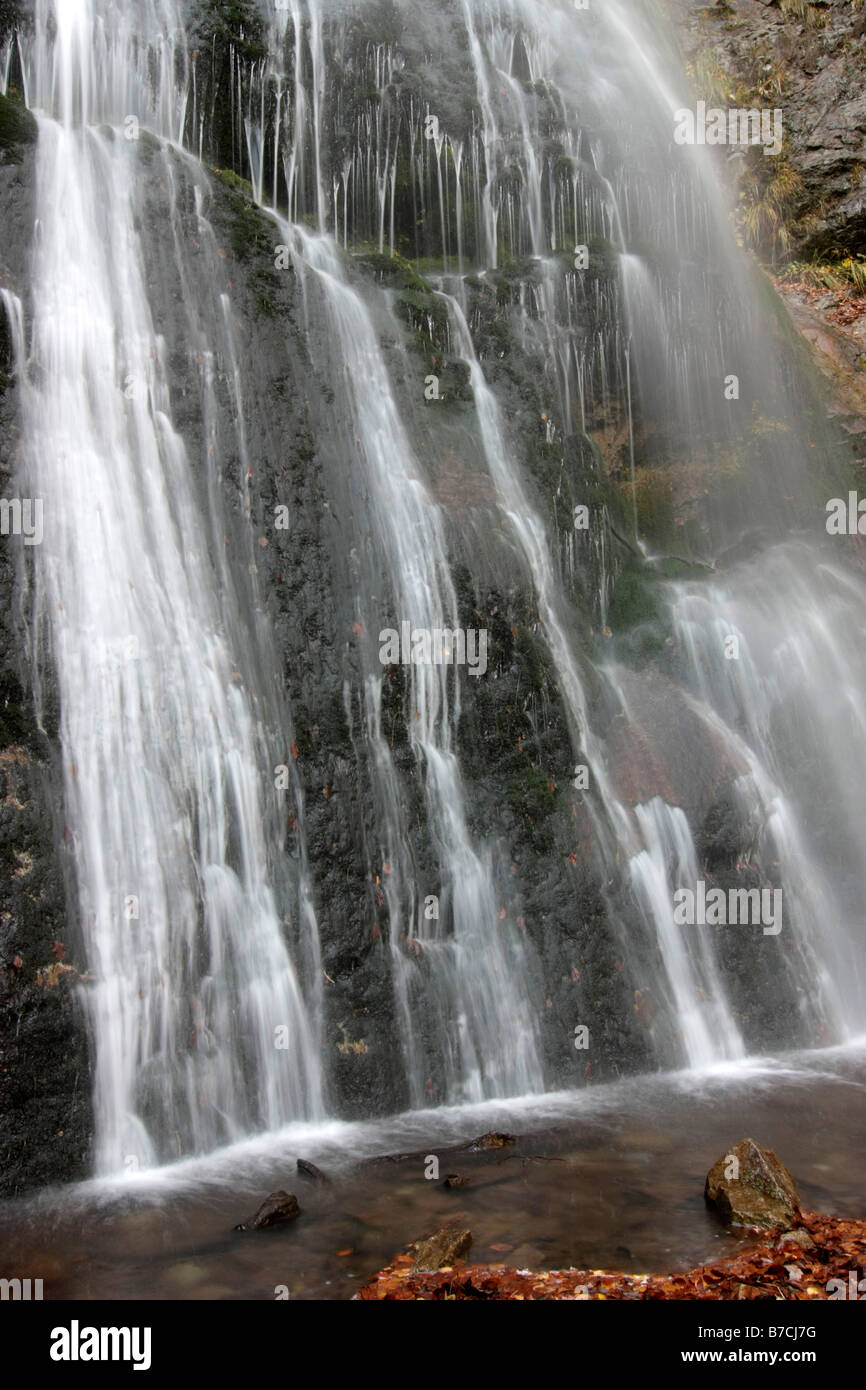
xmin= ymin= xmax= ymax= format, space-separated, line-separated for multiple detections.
xmin=11 ymin=0 xmax=323 ymax=1172
xmin=4 ymin=0 xmax=866 ymax=1185
xmin=279 ymin=224 xmax=544 ymax=1104
xmin=215 ymin=0 xmax=865 ymax=1076
xmin=442 ymin=291 xmax=744 ymax=1066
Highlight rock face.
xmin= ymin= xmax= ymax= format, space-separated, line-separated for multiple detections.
xmin=0 ymin=2 xmax=858 ymax=1195
xmin=664 ymin=0 xmax=866 ymax=255
xmin=410 ymin=1225 xmax=473 ymax=1269
xmin=0 ymin=94 xmax=93 ymax=1199
xmin=705 ymin=1137 xmax=801 ymax=1229
xmin=234 ymin=1191 xmax=301 ymax=1232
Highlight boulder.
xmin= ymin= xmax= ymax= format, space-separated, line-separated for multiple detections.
xmin=233 ymin=1190 xmax=301 ymax=1231
xmin=705 ymin=1138 xmax=800 ymax=1230
xmin=411 ymin=1225 xmax=473 ymax=1269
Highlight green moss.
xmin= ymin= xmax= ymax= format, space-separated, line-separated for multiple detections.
xmin=0 ymin=92 xmax=37 ymax=161
xmin=215 ymin=166 xmax=255 ymax=199
xmin=397 ymin=288 xmax=449 ymax=333
xmin=407 ymin=256 xmax=449 ymax=277
xmin=190 ymin=0 xmax=267 ymax=62
xmin=608 ymin=566 xmax=662 ymax=631
xmin=209 ymin=174 xmax=283 ymax=319
xmin=506 ymin=765 xmax=556 ymax=817
xmin=352 ymin=249 xmax=427 ymax=291
xmin=515 ymin=627 xmax=548 ymax=692
xmin=224 ymin=195 xmax=268 ymax=262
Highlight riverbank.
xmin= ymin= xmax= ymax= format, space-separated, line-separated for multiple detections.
xmin=356 ymin=1210 xmax=866 ymax=1300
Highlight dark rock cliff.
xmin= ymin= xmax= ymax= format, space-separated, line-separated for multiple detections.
xmin=0 ymin=0 xmax=858 ymax=1195
xmin=664 ymin=0 xmax=866 ymax=256
xmin=0 ymin=94 xmax=93 ymax=1194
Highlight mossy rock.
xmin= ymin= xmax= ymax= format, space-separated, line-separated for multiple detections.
xmin=136 ymin=128 xmax=162 ymax=165
xmin=0 ymin=92 xmax=37 ymax=162
xmin=215 ymin=166 xmax=255 ymax=199
xmin=353 ymin=250 xmax=426 ymax=291
xmin=608 ymin=566 xmax=662 ymax=631
xmin=506 ymin=765 xmax=556 ymax=818
xmin=705 ymin=1137 xmax=800 ymax=1230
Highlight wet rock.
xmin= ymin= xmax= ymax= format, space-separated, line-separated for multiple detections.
xmin=0 ymin=122 xmax=94 ymax=1198
xmin=705 ymin=1138 xmax=800 ymax=1230
xmin=296 ymin=1158 xmax=330 ymax=1185
xmin=410 ymin=1225 xmax=473 ymax=1269
xmin=0 ymin=93 xmax=38 ymax=162
xmin=464 ymin=1131 xmax=516 ymax=1151
xmin=669 ymin=0 xmax=866 ymax=255
xmin=443 ymin=1173 xmax=470 ymax=1189
xmin=234 ymin=1190 xmax=301 ymax=1232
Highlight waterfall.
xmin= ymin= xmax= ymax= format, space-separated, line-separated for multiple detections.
xmin=443 ymin=291 xmax=744 ymax=1066
xmin=13 ymin=0 xmax=323 ymax=1172
xmin=280 ymin=225 xmax=544 ymax=1104
xmin=5 ymin=0 xmax=866 ymax=1181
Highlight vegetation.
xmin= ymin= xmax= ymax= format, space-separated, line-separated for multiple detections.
xmin=779 ymin=256 xmax=866 ymax=294
xmin=686 ymin=41 xmax=804 ymax=266
xmin=736 ymin=154 xmax=803 ymax=265
xmin=0 ymin=90 xmax=36 ymax=159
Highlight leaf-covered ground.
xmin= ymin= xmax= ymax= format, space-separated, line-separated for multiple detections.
xmin=355 ymin=1212 xmax=866 ymax=1300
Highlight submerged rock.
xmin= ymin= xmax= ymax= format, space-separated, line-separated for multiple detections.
xmin=234 ymin=1190 xmax=301 ymax=1232
xmin=410 ymin=1225 xmax=473 ymax=1269
xmin=296 ymin=1158 xmax=330 ymax=1185
xmin=464 ymin=1131 xmax=516 ymax=1151
xmin=705 ymin=1138 xmax=800 ymax=1230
